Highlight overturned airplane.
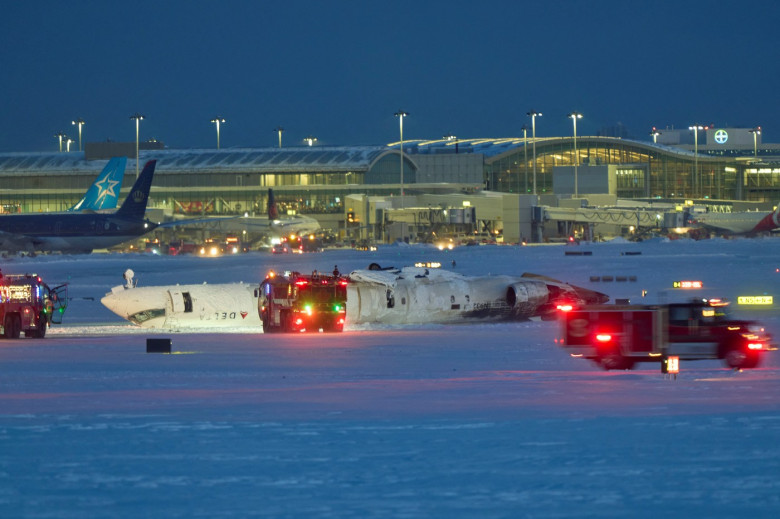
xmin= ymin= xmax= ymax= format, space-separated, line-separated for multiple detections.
xmin=346 ymin=264 xmax=608 ymax=325
xmin=100 ymin=264 xmax=608 ymax=330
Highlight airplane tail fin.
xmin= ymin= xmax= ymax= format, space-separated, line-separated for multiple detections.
xmin=69 ymin=157 xmax=127 ymax=211
xmin=752 ymin=204 xmax=780 ymax=233
xmin=268 ymin=188 xmax=278 ymax=220
xmin=115 ymin=160 xmax=157 ymax=220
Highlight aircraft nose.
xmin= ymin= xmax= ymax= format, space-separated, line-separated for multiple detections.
xmin=101 ymin=292 xmax=129 ymax=319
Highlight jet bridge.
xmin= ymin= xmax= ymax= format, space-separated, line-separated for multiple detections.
xmin=535 ymin=206 xmax=670 ymax=241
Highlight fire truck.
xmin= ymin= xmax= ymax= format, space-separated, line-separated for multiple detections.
xmin=258 ymin=270 xmax=347 ymax=333
xmin=0 ymin=273 xmax=68 ymax=339
xmin=558 ymin=298 xmax=775 ymax=370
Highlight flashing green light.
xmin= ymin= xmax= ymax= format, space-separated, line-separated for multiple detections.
xmin=333 ymin=304 xmax=342 ymax=312
xmin=304 ymin=304 xmax=313 ymax=315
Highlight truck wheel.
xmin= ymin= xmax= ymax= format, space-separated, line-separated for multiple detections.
xmin=724 ymin=348 xmax=746 ymax=369
xmin=724 ymin=348 xmax=759 ymax=369
xmin=599 ymin=352 xmax=634 ymax=370
xmin=8 ymin=315 xmax=21 ymax=339
xmin=33 ymin=314 xmax=47 ymax=338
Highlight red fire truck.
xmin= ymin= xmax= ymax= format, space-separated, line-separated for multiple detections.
xmin=558 ymin=298 xmax=775 ymax=370
xmin=0 ymin=273 xmax=68 ymax=339
xmin=259 ymin=270 xmax=347 ymax=333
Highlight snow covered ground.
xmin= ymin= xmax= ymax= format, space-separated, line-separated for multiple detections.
xmin=1 ymin=238 xmax=780 ymax=518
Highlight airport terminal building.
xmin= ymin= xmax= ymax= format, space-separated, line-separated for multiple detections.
xmin=1 ymin=127 xmax=778 ymax=244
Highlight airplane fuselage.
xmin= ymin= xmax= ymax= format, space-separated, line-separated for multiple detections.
xmin=0 ymin=212 xmax=158 ymax=253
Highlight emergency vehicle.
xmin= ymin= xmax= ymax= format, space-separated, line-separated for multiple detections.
xmin=558 ymin=298 xmax=775 ymax=370
xmin=0 ymin=273 xmax=67 ymax=339
xmin=258 ymin=270 xmax=347 ymax=333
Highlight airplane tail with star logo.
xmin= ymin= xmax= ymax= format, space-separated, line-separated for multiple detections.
xmin=68 ymin=156 xmax=127 ymax=212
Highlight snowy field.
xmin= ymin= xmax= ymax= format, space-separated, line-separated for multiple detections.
xmin=2 ymin=238 xmax=780 ymax=518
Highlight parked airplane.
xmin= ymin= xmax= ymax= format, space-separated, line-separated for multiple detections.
xmin=68 ymin=157 xmax=127 ymax=212
xmin=159 ymin=188 xmax=320 ymax=239
xmin=691 ymin=205 xmax=780 ymax=235
xmin=100 ymin=263 xmax=608 ymax=330
xmin=0 ymin=160 xmax=158 ymax=254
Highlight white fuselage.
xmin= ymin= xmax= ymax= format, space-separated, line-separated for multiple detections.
xmin=101 ymin=282 xmax=262 ymax=329
xmin=101 ymin=267 xmax=604 ymax=330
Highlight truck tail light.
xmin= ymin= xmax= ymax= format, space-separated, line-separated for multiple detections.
xmin=596 ymin=333 xmax=612 ymax=342
xmin=557 ymin=303 xmax=574 ymax=312
xmin=747 ymin=342 xmax=764 ymax=350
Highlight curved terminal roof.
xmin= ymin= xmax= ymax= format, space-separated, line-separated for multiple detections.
xmin=0 ymin=137 xmax=727 ymax=177
xmin=0 ymin=146 xmax=389 ymax=175
xmin=391 ymin=136 xmax=706 ymax=161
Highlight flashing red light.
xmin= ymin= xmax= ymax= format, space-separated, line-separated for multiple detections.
xmin=748 ymin=342 xmax=764 ymax=350
xmin=295 ymin=318 xmax=304 ymax=326
xmin=338 ymin=318 xmax=345 ymax=324
xmin=568 ymin=236 xmax=575 ymax=242
xmin=557 ymin=304 xmax=574 ymax=312
xmin=339 ymin=280 xmax=348 ymax=286
xmin=295 ymin=280 xmax=309 ymax=287
xmin=596 ymin=333 xmax=612 ymax=342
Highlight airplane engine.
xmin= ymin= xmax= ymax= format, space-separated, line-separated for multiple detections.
xmin=505 ymin=280 xmax=550 ymax=319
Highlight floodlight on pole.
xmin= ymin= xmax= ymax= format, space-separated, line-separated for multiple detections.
xmin=71 ymin=118 xmax=85 ymax=151
xmin=521 ymin=124 xmax=529 ymax=194
xmin=54 ymin=131 xmax=67 ymax=152
xmin=65 ymin=137 xmax=74 ymax=152
xmin=274 ymin=126 xmax=284 ymax=148
xmin=210 ymin=117 xmax=225 ymax=149
xmin=304 ymin=135 xmax=317 ymax=146
xmin=650 ymin=127 xmax=661 ymax=144
xmin=527 ymin=110 xmax=542 ymax=195
xmin=394 ymin=109 xmax=408 ymax=208
xmin=443 ymin=133 xmax=458 ymax=153
xmin=749 ymin=127 xmax=762 ymax=160
xmin=130 ymin=113 xmax=145 ymax=179
xmin=568 ymin=112 xmax=583 ymax=197
xmin=688 ymin=124 xmax=705 ymax=197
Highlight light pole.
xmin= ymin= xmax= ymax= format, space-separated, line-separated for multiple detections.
xmin=689 ymin=124 xmax=705 ymax=197
xmin=65 ymin=137 xmax=74 ymax=152
xmin=521 ymin=124 xmax=529 ymax=194
xmin=394 ymin=109 xmax=408 ymax=208
xmin=568 ymin=112 xmax=583 ymax=197
xmin=210 ymin=117 xmax=225 ymax=149
xmin=749 ymin=127 xmax=761 ymax=160
xmin=650 ymin=127 xmax=661 ymax=143
xmin=71 ymin=118 xmax=85 ymax=151
xmin=527 ymin=110 xmax=542 ymax=195
xmin=274 ymin=126 xmax=284 ymax=148
xmin=130 ymin=113 xmax=145 ymax=179
xmin=304 ymin=135 xmax=317 ymax=146
xmin=54 ymin=131 xmax=67 ymax=152
xmin=443 ymin=133 xmax=458 ymax=153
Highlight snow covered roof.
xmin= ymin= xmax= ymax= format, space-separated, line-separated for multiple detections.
xmin=0 ymin=146 xmax=390 ymax=175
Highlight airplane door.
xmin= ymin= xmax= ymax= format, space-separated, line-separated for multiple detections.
xmin=168 ymin=290 xmax=185 ymax=313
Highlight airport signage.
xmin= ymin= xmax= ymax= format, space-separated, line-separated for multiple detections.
xmin=673 ymin=280 xmax=703 ymax=289
xmin=737 ymin=295 xmax=773 ymax=306
xmin=714 ymin=129 xmax=728 ymax=144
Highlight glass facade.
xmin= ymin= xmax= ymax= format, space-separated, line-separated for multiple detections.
xmin=484 ymin=137 xmax=775 ymax=202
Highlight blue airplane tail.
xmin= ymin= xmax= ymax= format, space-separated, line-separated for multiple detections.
xmin=69 ymin=157 xmax=127 ymax=211
xmin=115 ymin=160 xmax=157 ymax=220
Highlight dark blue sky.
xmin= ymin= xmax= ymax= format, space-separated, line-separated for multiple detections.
xmin=2 ymin=0 xmax=779 ymax=152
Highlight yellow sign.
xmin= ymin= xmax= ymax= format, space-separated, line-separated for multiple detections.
xmin=737 ymin=296 xmax=774 ymax=306
xmin=673 ymin=280 xmax=703 ymax=289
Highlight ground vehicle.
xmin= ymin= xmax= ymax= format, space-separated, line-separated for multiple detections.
xmin=259 ymin=270 xmax=347 ymax=333
xmin=558 ymin=299 xmax=775 ymax=370
xmin=0 ymin=273 xmax=67 ymax=338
